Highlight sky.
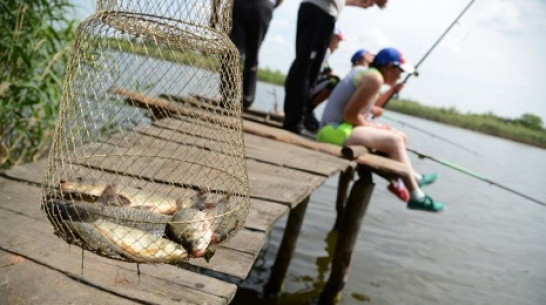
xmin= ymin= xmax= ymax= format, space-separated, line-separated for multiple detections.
xmin=73 ymin=0 xmax=546 ymax=122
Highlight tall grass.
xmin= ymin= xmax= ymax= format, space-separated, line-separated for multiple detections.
xmin=0 ymin=0 xmax=76 ymax=169
xmin=257 ymin=67 xmax=285 ymax=86
xmin=386 ymin=99 xmax=546 ymax=149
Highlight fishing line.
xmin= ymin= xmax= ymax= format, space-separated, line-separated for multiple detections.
xmin=371 ymin=0 xmax=479 ymax=155
xmin=384 ymin=0 xmax=478 ymax=107
xmin=406 ymin=147 xmax=546 ymax=207
xmin=381 ymin=113 xmax=481 ymax=156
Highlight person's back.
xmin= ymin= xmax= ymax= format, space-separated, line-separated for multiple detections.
xmin=321 ymin=48 xmax=376 ymax=125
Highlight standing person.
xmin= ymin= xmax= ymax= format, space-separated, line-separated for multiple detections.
xmin=317 ymin=47 xmax=444 ymax=212
xmin=230 ymin=0 xmax=283 ymax=110
xmin=282 ymin=0 xmax=388 ymax=134
xmin=304 ymin=27 xmax=345 ymax=132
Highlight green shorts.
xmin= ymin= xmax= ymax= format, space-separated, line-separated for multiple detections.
xmin=316 ymin=122 xmax=354 ymax=146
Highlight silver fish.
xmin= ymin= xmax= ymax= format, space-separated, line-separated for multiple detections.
xmin=59 ymin=177 xmax=180 ymax=215
xmin=46 ymin=199 xmax=170 ymax=237
xmin=66 ymin=221 xmax=124 ymax=259
xmin=93 ymin=219 xmax=189 ymax=263
xmin=166 ymin=208 xmax=212 ymax=258
xmin=203 ymin=194 xmax=243 ymax=244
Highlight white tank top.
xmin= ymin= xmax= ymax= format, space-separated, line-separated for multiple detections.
xmin=320 ymin=66 xmax=379 ymax=126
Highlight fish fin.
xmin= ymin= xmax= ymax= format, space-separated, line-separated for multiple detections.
xmin=203 ymin=248 xmax=216 ymax=262
xmin=97 ymin=184 xmax=130 ymax=206
xmin=190 ymin=188 xmax=210 ymax=210
xmin=197 ymin=188 xmax=209 ymax=201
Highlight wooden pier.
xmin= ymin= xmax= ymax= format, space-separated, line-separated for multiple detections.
xmin=0 ymin=93 xmax=409 ymax=304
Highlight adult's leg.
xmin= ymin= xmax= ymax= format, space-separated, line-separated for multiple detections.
xmin=283 ymin=3 xmax=334 ymax=132
xmin=345 ymin=126 xmax=419 ymax=191
xmin=227 ymin=0 xmax=247 ymax=107
xmin=233 ymin=0 xmax=274 ymax=109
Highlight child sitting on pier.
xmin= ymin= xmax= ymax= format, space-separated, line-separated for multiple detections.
xmin=317 ymin=47 xmax=444 ymax=212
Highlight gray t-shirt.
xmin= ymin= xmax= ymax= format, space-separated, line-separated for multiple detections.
xmin=302 ymin=0 xmax=346 ymax=19
xmin=321 ymin=66 xmax=377 ymax=126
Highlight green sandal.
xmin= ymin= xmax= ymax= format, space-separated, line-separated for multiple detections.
xmin=407 ymin=194 xmax=445 ymax=212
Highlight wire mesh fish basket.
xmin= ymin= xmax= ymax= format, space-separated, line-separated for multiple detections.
xmin=41 ymin=0 xmax=249 ymax=264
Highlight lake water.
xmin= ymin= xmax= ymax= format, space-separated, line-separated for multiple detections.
xmin=231 ymin=82 xmax=546 ymax=305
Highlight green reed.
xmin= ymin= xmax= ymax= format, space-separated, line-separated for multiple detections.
xmin=386 ymin=99 xmax=546 ymax=149
xmin=0 ymin=0 xmax=76 ymax=169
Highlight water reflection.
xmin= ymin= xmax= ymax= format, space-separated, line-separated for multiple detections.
xmin=232 ymin=229 xmax=342 ymax=305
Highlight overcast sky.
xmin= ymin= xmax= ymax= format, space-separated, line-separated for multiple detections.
xmin=74 ymin=0 xmax=546 ymax=122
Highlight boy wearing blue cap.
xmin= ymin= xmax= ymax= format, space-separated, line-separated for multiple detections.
xmin=318 ymin=47 xmax=444 ymax=212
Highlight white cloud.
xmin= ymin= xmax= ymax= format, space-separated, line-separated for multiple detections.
xmin=71 ymin=0 xmax=546 ymax=121
xmin=474 ymin=0 xmax=523 ymax=33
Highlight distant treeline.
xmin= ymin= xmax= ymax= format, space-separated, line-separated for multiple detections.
xmin=385 ymin=99 xmax=546 ymax=149
xmin=257 ymin=67 xmax=285 ymax=86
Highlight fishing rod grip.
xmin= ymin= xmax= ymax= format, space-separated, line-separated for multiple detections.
xmin=380 ymin=73 xmax=412 ymax=109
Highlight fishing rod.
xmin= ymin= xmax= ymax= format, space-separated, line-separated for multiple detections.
xmin=382 ymin=0 xmax=478 ymax=108
xmin=406 ymin=147 xmax=546 ymax=207
xmin=381 ymin=113 xmax=481 ymax=156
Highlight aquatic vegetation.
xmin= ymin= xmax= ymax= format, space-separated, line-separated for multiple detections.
xmin=386 ymin=99 xmax=546 ymax=149
xmin=0 ymin=1 xmax=76 ymax=168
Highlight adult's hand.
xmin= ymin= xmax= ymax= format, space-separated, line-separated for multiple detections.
xmin=392 ymin=82 xmax=404 ymax=94
xmin=346 ymin=0 xmax=375 ymax=9
xmin=370 ymin=106 xmax=384 ymax=118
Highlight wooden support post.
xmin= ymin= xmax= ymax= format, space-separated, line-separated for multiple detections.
xmin=264 ymin=196 xmax=310 ymax=297
xmin=318 ymin=166 xmax=374 ymax=305
xmin=333 ymin=166 xmax=354 ymax=230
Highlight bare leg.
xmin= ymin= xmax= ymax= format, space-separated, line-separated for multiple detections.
xmin=345 ymin=126 xmax=418 ymax=191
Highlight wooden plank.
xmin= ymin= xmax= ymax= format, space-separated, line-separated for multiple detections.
xmin=0 ymin=177 xmax=260 ymax=280
xmin=3 ymin=161 xmax=288 ymax=233
xmin=0 ymin=178 xmax=236 ymax=304
xmin=243 ymin=120 xmax=343 ymax=156
xmin=108 ymin=126 xmax=349 ymax=177
xmin=244 ymin=133 xmax=350 ymax=176
xmin=246 ymin=159 xmax=326 ymax=207
xmin=0 ymin=175 xmax=262 ymax=280
xmin=115 ymin=88 xmax=241 ymax=129
xmin=2 ymin=163 xmax=273 ymax=279
xmin=134 ymin=124 xmax=236 ymax=155
xmin=64 ymin=141 xmax=248 ymax=195
xmin=0 ymin=249 xmax=138 ymax=305
xmin=114 ymin=89 xmax=409 ymax=181
xmin=243 ymin=120 xmax=411 ymax=180
xmin=1 ymin=158 xmax=48 ymax=185
xmin=57 ymin=141 xmax=325 ymax=206
xmin=247 ymin=198 xmax=288 ymax=232
xmin=154 ymin=115 xmax=241 ymax=146
xmin=242 ymin=111 xmax=283 ymax=128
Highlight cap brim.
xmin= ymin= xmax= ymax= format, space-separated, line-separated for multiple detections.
xmin=399 ymin=63 xmax=415 ymax=74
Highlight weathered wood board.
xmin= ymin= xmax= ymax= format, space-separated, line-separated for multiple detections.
xmin=0 ymin=177 xmax=237 ymax=304
xmin=2 ymin=160 xmax=288 ymax=234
